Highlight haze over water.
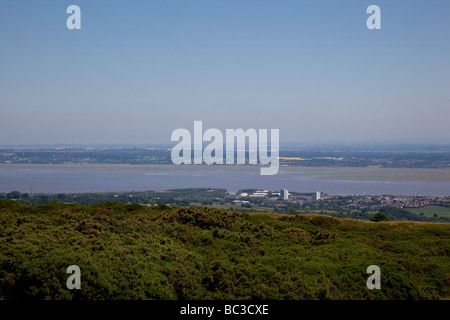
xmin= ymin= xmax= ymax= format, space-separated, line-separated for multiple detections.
xmin=1 ymin=165 xmax=450 ymax=196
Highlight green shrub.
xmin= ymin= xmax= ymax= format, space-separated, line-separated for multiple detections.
xmin=371 ymin=212 xmax=391 ymax=222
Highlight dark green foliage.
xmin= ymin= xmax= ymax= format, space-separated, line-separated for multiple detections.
xmin=1 ymin=188 xmax=229 ymax=207
xmin=371 ymin=212 xmax=391 ymax=222
xmin=6 ymin=191 xmax=21 ymax=199
xmin=0 ymin=200 xmax=448 ymax=300
xmin=310 ymin=216 xmax=341 ymax=228
xmin=379 ymin=206 xmax=418 ymax=221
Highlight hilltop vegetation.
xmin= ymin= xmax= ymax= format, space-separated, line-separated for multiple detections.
xmin=0 ymin=199 xmax=448 ymax=300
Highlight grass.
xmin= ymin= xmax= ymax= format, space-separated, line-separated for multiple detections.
xmin=407 ymin=205 xmax=450 ymax=218
xmin=308 ymin=209 xmax=340 ymax=215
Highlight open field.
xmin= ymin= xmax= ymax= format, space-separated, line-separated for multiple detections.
xmin=407 ymin=206 xmax=450 ymax=218
xmin=1 ymin=200 xmax=449 ymax=300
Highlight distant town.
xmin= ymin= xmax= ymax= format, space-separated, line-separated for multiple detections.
xmin=2 ymin=187 xmax=449 ymax=223
xmin=227 ymin=189 xmax=450 ymax=221
xmin=2 ymin=144 xmax=450 ymax=222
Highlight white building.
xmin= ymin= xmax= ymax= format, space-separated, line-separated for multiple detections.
xmin=280 ymin=189 xmax=289 ymax=200
xmin=313 ymin=191 xmax=321 ymax=201
xmin=251 ymin=192 xmax=268 ymax=197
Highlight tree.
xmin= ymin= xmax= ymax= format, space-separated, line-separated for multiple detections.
xmin=371 ymin=212 xmax=391 ymax=222
xmin=6 ymin=191 xmax=21 ymax=199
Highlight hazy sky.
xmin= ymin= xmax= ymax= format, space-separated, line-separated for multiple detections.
xmin=1 ymin=0 xmax=449 ymax=144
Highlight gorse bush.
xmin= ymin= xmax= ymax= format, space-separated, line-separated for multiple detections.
xmin=0 ymin=200 xmax=448 ymax=300
xmin=371 ymin=212 xmax=391 ymax=222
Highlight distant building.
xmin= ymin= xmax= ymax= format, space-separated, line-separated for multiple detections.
xmin=280 ymin=189 xmax=289 ymax=200
xmin=313 ymin=191 xmax=321 ymax=201
xmin=251 ymin=191 xmax=268 ymax=197
xmin=233 ymin=200 xmax=250 ymax=204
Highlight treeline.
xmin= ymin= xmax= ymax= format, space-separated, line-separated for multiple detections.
xmin=0 ymin=188 xmax=228 ymax=206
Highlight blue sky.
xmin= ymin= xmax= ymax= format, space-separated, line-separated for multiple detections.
xmin=1 ymin=0 xmax=449 ymax=144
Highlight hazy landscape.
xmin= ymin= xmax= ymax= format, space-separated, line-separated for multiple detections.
xmin=1 ymin=0 xmax=449 ymax=306
xmin=1 ymin=146 xmax=448 ymax=301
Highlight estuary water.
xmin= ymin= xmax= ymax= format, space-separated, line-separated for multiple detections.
xmin=1 ymin=164 xmax=450 ymax=196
